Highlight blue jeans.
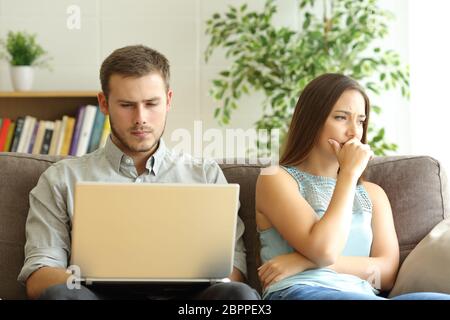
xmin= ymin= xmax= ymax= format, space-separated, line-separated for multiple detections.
xmin=38 ymin=282 xmax=260 ymax=300
xmin=265 ymin=284 xmax=450 ymax=300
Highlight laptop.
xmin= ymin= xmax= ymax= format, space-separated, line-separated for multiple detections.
xmin=70 ymin=182 xmax=240 ymax=286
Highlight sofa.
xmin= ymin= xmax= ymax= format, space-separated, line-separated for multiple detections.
xmin=0 ymin=152 xmax=448 ymax=299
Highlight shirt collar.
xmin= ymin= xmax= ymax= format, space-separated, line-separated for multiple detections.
xmin=149 ymin=138 xmax=166 ymax=176
xmin=104 ymin=135 xmax=166 ymax=175
xmin=104 ymin=135 xmax=123 ymax=173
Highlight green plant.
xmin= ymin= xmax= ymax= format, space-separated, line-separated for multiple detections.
xmin=0 ymin=31 xmax=51 ymax=68
xmin=205 ymin=0 xmax=409 ymax=156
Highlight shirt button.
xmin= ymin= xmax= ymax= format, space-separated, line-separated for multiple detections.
xmin=126 ymin=159 xmax=132 ymax=165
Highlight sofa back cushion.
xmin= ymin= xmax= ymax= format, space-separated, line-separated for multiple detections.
xmin=364 ymin=156 xmax=449 ymax=263
xmin=0 ymin=153 xmax=66 ymax=299
xmin=388 ymin=218 xmax=450 ymax=297
xmin=220 ymin=163 xmax=263 ymax=293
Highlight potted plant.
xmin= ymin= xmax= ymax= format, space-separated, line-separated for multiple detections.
xmin=0 ymin=31 xmax=51 ymax=91
xmin=205 ymin=0 xmax=409 ymax=156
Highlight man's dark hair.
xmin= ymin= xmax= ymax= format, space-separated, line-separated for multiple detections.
xmin=100 ymin=45 xmax=170 ymax=97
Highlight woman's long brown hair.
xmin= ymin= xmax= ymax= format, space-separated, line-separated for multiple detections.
xmin=280 ymin=73 xmax=371 ymax=167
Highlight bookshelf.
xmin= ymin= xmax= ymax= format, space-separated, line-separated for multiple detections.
xmin=0 ymin=91 xmax=99 ymax=120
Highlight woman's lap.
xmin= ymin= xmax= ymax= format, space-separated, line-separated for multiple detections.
xmin=265 ymin=284 xmax=383 ymax=300
xmin=391 ymin=292 xmax=450 ymax=300
xmin=265 ymin=284 xmax=450 ymax=300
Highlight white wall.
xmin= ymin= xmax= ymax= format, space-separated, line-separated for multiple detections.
xmin=371 ymin=0 xmax=410 ymax=155
xmin=0 ymin=0 xmax=414 ymax=161
xmin=409 ymin=0 xmax=450 ymax=173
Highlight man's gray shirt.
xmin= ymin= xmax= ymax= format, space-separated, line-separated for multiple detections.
xmin=18 ymin=137 xmax=247 ymax=284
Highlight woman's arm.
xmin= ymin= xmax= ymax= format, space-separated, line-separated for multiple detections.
xmin=256 ymin=168 xmax=357 ymax=267
xmin=256 ymin=138 xmax=373 ymax=267
xmin=328 ymin=182 xmax=399 ymax=291
xmin=258 ymin=252 xmax=317 ymax=290
xmin=259 ymin=182 xmax=400 ymax=291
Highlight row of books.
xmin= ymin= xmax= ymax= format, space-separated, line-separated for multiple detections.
xmin=0 ymin=105 xmax=111 ymax=156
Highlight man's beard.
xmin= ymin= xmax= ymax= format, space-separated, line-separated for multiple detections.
xmin=109 ymin=115 xmax=167 ymax=154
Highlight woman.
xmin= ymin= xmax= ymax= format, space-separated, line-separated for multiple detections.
xmin=255 ymin=73 xmax=449 ymax=300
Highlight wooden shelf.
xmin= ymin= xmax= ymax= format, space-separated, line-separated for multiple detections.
xmin=0 ymin=91 xmax=99 ymax=121
xmin=0 ymin=91 xmax=98 ymax=98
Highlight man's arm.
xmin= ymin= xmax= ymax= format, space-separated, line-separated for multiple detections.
xmin=329 ymin=182 xmax=399 ymax=290
xmin=259 ymin=181 xmax=399 ymax=291
xmin=327 ymin=256 xmax=396 ymax=291
xmin=26 ymin=267 xmax=71 ymax=300
xmin=18 ymin=165 xmax=72 ymax=299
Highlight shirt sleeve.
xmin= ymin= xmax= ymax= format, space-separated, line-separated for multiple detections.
xmin=17 ymin=165 xmax=71 ymax=285
xmin=205 ymin=160 xmax=248 ymax=279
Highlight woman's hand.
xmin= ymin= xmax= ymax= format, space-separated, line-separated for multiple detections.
xmin=258 ymin=252 xmax=312 ymax=291
xmin=328 ymin=137 xmax=373 ymax=178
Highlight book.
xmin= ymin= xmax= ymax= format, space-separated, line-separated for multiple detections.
xmin=48 ymin=120 xmax=62 ymax=156
xmin=99 ymin=115 xmax=111 ymax=148
xmin=75 ymin=105 xmax=97 ymax=156
xmin=4 ymin=121 xmax=16 ymax=152
xmin=69 ymin=106 xmax=86 ymax=156
xmin=10 ymin=117 xmax=25 ymax=152
xmin=60 ymin=117 xmax=75 ymax=156
xmin=16 ymin=116 xmax=30 ymax=153
xmin=55 ymin=116 xmax=68 ymax=155
xmin=87 ymin=107 xmax=106 ymax=153
xmin=25 ymin=120 xmax=39 ymax=153
xmin=32 ymin=120 xmax=47 ymax=155
xmin=27 ymin=118 xmax=38 ymax=153
xmin=40 ymin=121 xmax=55 ymax=155
xmin=0 ymin=118 xmax=11 ymax=151
xmin=17 ymin=116 xmax=35 ymax=153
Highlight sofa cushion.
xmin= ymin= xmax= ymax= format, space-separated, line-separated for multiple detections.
xmin=0 ymin=153 xmax=65 ymax=299
xmin=364 ymin=156 xmax=449 ymax=264
xmin=220 ymin=162 xmax=263 ymax=293
xmin=388 ymin=218 xmax=450 ymax=296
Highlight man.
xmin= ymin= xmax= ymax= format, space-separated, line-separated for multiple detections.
xmin=18 ymin=45 xmax=259 ymax=300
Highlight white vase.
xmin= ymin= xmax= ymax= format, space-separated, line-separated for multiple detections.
xmin=10 ymin=65 xmax=34 ymax=91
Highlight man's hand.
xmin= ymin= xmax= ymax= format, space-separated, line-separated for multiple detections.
xmin=258 ymin=252 xmax=312 ymax=291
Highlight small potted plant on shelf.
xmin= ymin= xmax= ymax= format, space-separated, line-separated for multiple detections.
xmin=0 ymin=30 xmax=51 ymax=91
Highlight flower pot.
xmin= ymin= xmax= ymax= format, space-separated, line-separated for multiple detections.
xmin=10 ymin=65 xmax=34 ymax=91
